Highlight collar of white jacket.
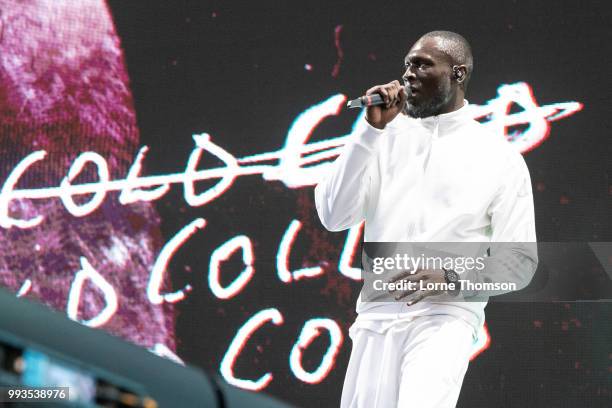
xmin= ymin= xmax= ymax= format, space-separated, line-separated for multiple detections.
xmin=400 ymin=99 xmax=471 ymax=139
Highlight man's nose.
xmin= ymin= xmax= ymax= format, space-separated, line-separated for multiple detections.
xmin=402 ymin=67 xmax=416 ymax=83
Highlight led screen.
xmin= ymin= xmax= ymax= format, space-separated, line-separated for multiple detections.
xmin=0 ymin=1 xmax=610 ymax=406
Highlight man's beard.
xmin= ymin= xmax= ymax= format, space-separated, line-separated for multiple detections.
xmin=405 ymin=82 xmax=452 ymax=118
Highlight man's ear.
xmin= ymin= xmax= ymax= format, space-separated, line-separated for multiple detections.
xmin=452 ymin=65 xmax=467 ymax=83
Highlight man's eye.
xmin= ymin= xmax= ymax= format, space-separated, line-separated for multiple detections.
xmin=404 ymin=63 xmax=428 ymax=72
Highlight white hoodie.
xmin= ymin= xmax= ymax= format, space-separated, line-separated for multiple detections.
xmin=314 ymin=101 xmax=537 ymax=332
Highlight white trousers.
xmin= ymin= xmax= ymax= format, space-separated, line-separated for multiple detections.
xmin=340 ymin=315 xmax=476 ymax=408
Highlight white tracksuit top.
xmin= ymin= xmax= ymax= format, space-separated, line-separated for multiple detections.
xmin=314 ymin=101 xmax=537 ymax=331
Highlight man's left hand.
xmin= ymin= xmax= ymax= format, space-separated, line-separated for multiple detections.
xmin=388 ymin=269 xmax=447 ymax=306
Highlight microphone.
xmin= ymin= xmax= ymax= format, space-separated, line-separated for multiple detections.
xmin=346 ymin=93 xmax=384 ymax=109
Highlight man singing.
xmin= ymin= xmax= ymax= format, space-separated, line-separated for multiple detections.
xmin=314 ymin=31 xmax=537 ymax=407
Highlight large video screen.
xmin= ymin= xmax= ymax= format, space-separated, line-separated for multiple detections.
xmin=0 ymin=1 xmax=610 ymax=406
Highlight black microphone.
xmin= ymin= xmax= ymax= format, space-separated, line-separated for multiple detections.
xmin=346 ymin=93 xmax=384 ymax=109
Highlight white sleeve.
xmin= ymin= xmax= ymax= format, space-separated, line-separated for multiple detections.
xmin=314 ymin=120 xmax=384 ymax=231
xmin=488 ymin=153 xmax=537 ymax=244
xmin=463 ymin=153 xmax=539 ymax=298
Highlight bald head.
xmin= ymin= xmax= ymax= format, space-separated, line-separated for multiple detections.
xmin=419 ymin=31 xmax=473 ymax=89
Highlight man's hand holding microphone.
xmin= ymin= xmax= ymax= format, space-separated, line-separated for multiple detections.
xmin=356 ymin=80 xmax=407 ymax=130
